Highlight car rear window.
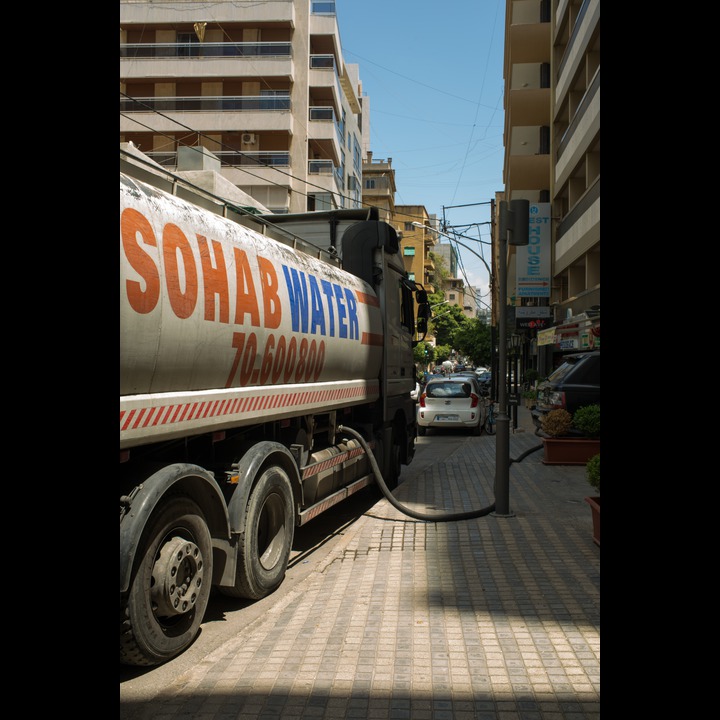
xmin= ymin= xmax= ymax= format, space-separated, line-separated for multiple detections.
xmin=426 ymin=382 xmax=472 ymax=398
xmin=547 ymin=354 xmax=600 ymax=384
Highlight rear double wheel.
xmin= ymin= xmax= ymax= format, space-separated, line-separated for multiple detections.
xmin=220 ymin=465 xmax=295 ymax=601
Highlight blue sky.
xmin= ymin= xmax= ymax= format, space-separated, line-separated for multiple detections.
xmin=335 ymin=0 xmax=506 ymax=301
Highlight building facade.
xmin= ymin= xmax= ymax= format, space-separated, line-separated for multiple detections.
xmin=361 ymin=151 xmax=396 ymax=223
xmin=120 ymin=0 xmax=363 ymax=214
xmin=393 ymin=206 xmax=438 ymax=292
xmin=502 ymin=0 xmax=600 ymax=371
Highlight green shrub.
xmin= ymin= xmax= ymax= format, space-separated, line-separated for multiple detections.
xmin=541 ymin=408 xmax=573 ymax=437
xmin=573 ymin=404 xmax=600 ymax=437
xmin=586 ymin=453 xmax=600 ymax=493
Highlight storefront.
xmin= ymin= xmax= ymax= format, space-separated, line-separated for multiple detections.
xmin=537 ymin=312 xmax=600 ymax=371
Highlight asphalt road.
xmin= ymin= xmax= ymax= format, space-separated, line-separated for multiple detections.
xmin=119 ymin=430 xmax=469 ymax=705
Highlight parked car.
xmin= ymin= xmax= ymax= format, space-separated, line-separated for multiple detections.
xmin=531 ymin=350 xmax=600 ymax=430
xmin=416 ymin=376 xmax=485 ymax=436
xmin=475 ymin=371 xmax=492 ymax=391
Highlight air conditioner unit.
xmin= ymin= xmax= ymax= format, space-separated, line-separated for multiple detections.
xmin=241 ymin=133 xmax=256 ymax=145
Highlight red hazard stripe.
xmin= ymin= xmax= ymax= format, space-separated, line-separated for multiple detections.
xmin=120 ymin=382 xmax=379 ymax=434
xmin=301 ymin=442 xmax=375 ymax=479
xmin=356 ymin=291 xmax=380 ymax=307
xmin=361 ymin=332 xmax=384 ymax=346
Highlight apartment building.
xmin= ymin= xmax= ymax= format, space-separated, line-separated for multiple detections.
xmin=393 ymin=206 xmax=438 ymax=292
xmin=502 ymin=0 xmax=600 ymax=371
xmin=120 ymin=0 xmax=363 ymax=214
xmin=361 ymin=151 xmax=396 ymax=223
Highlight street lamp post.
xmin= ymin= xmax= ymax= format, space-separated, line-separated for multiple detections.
xmin=494 ymin=200 xmax=529 ymax=517
xmin=509 ymin=333 xmax=522 ymax=431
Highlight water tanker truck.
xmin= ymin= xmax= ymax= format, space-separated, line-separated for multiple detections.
xmin=119 ymin=154 xmax=429 ymax=666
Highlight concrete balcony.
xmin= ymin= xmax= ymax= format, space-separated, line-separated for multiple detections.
xmin=120 ymin=109 xmax=294 ymax=135
xmin=120 ymin=0 xmax=295 ymax=26
xmin=507 ymin=86 xmax=550 ymax=126
xmin=505 ymin=0 xmax=552 ymax=66
xmin=309 ymin=66 xmax=342 ymax=114
xmin=120 ymin=55 xmax=294 ymax=81
xmin=308 ymin=119 xmax=342 ymax=165
xmin=221 ymin=164 xmax=293 ymax=187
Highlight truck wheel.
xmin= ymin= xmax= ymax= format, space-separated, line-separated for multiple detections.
xmin=120 ymin=497 xmax=212 ymax=666
xmin=222 ymin=465 xmax=294 ymax=601
xmin=384 ymin=426 xmax=402 ymax=491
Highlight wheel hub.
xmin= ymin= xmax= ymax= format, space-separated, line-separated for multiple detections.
xmin=150 ymin=536 xmax=204 ymax=617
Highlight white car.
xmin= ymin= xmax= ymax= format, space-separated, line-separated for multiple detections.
xmin=416 ymin=376 xmax=485 ymax=436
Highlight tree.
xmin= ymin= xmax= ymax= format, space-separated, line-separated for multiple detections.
xmin=434 ymin=344 xmax=453 ymax=364
xmin=413 ymin=341 xmax=435 ymax=367
xmin=427 ymin=252 xmax=450 ymax=293
xmin=430 ymin=304 xmax=468 ymax=347
xmin=453 ymin=317 xmax=492 ymax=367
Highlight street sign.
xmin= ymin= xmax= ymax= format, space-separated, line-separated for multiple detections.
xmin=515 ymin=306 xmax=551 ymax=318
xmin=516 ymin=203 xmax=551 ymax=298
xmin=516 ymin=317 xmax=551 ymax=330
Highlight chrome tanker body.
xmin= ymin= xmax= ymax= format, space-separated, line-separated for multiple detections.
xmin=120 ymin=161 xmax=428 ymax=667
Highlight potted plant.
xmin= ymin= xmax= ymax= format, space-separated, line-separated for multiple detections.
xmin=540 ymin=408 xmax=573 ymax=437
xmin=573 ymin=403 xmax=600 ymax=438
xmin=521 ymin=388 xmax=537 ymax=409
xmin=584 ymin=453 xmax=600 ymax=546
xmin=540 ymin=406 xmax=600 ymax=465
xmin=522 ymin=369 xmax=541 ymax=408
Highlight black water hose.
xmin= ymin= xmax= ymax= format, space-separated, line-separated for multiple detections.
xmin=338 ymin=424 xmax=545 ymax=523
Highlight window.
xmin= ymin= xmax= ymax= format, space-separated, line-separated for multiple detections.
xmin=404 ymin=222 xmax=415 ymax=231
xmin=177 ymin=33 xmax=200 ymax=57
xmin=449 ymin=294 xmax=456 ymax=301
xmin=364 ymin=178 xmax=376 ymax=189
xmin=403 ymin=247 xmax=415 ymax=256
xmin=307 ymin=193 xmax=333 ymax=211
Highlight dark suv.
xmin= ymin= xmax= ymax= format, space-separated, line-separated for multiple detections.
xmin=531 ymin=351 xmax=600 ymax=430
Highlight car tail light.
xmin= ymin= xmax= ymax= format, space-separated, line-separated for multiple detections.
xmin=419 ymin=393 xmax=427 ymax=408
xmin=548 ymin=390 xmax=565 ymax=409
xmin=469 ymin=392 xmax=479 ymax=408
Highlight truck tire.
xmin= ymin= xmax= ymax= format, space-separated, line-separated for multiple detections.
xmin=384 ymin=426 xmax=402 ymax=491
xmin=120 ymin=497 xmax=212 ymax=666
xmin=221 ymin=465 xmax=294 ymax=601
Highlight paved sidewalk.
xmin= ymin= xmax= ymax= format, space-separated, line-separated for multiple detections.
xmin=122 ymin=406 xmax=600 ymax=719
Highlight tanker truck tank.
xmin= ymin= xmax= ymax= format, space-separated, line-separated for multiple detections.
xmin=120 ymin=173 xmax=384 ymax=448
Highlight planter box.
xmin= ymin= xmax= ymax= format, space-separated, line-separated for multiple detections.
xmin=541 ymin=437 xmax=600 ymax=465
xmin=585 ymin=496 xmax=600 ymax=546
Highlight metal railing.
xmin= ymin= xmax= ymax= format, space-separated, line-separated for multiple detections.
xmin=311 ymin=1 xmax=336 ymax=14
xmin=121 ymin=42 xmax=292 ymax=58
xmin=121 ymin=95 xmax=291 ymax=112
xmin=308 ymin=159 xmax=335 ymax=175
xmin=143 ymin=150 xmax=290 ymax=168
xmin=309 ymin=106 xmax=336 ymax=121
xmin=309 ymin=54 xmax=335 ymax=69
